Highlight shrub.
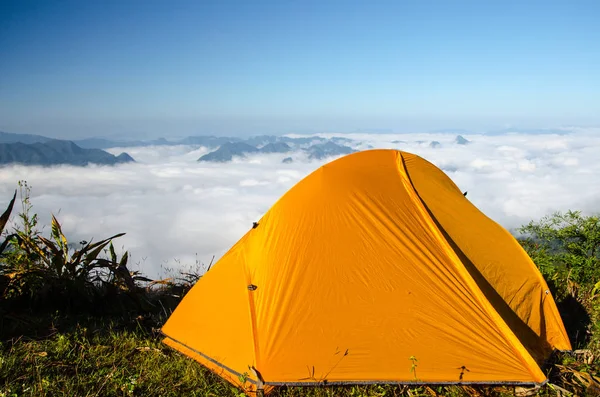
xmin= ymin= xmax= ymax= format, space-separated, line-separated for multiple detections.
xmin=517 ymin=210 xmax=600 ymax=361
xmin=517 ymin=210 xmax=600 ymax=299
xmin=0 ymin=181 xmax=149 ymax=313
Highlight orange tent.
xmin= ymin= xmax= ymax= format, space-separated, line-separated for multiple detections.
xmin=161 ymin=149 xmax=571 ymax=395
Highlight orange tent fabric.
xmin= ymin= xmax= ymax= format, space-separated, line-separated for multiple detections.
xmin=161 ymin=149 xmax=571 ymax=395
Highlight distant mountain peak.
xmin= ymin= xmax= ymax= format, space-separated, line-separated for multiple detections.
xmin=197 ymin=142 xmax=259 ymax=162
xmin=0 ymin=139 xmax=135 ymax=166
xmin=259 ymin=142 xmax=291 ymax=153
xmin=116 ymin=152 xmax=135 ymax=163
xmin=455 ymin=135 xmax=471 ymax=145
xmin=304 ymin=141 xmax=356 ymax=160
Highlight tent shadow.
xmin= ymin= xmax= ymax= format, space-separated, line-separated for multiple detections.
xmin=439 ymin=225 xmax=554 ymax=361
xmin=544 ymin=278 xmax=591 ymax=350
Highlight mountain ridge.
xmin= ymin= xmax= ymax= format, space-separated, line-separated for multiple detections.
xmin=0 ymin=138 xmax=135 ymax=166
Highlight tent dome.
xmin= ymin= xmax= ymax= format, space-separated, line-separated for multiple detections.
xmin=161 ymin=149 xmax=571 ymax=395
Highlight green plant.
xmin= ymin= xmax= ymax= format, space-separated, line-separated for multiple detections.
xmin=0 ymin=181 xmax=145 ymax=308
xmin=0 ymin=189 xmax=17 ymax=255
xmin=15 ymin=180 xmax=39 ymax=241
xmin=0 ymin=189 xmax=17 ymax=297
xmin=20 ymin=213 xmax=125 ymax=282
xmin=518 ymin=209 xmax=600 ymax=374
xmin=518 ymin=210 xmax=600 ymax=298
xmin=409 ymin=355 xmax=418 ymax=380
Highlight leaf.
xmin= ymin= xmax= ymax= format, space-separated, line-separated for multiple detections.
xmin=38 ymin=236 xmax=66 ymax=276
xmin=83 ymin=241 xmax=114 ymax=268
xmin=146 ymin=278 xmax=173 ymax=289
xmin=86 ymin=233 xmax=125 ymax=251
xmin=591 ymin=280 xmax=600 ymax=298
xmin=79 ymin=234 xmax=126 ymax=272
xmin=0 ymin=189 xmax=16 ymax=235
xmin=92 ymin=258 xmax=112 ymax=269
xmin=132 ymin=276 xmax=153 ymax=283
xmin=70 ymin=244 xmax=90 ymax=269
xmin=50 ymin=215 xmax=72 ymax=276
xmin=109 ymin=242 xmax=117 ymax=263
xmin=20 ymin=235 xmax=50 ymax=266
xmin=118 ymin=251 xmax=128 ymax=268
xmin=51 ymin=214 xmax=68 ymax=249
xmin=0 ymin=233 xmax=17 ymax=255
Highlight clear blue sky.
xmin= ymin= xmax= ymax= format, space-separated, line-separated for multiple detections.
xmin=1 ymin=0 xmax=598 ymax=138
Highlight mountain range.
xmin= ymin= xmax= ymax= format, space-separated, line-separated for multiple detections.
xmin=0 ymin=131 xmax=359 ymax=165
xmin=0 ymin=132 xmax=135 ymax=166
xmin=197 ymin=140 xmax=356 ymax=162
xmin=0 ymin=129 xmax=488 ymax=166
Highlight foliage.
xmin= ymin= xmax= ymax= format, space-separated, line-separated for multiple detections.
xmin=0 ymin=188 xmax=18 ymax=299
xmin=517 ymin=210 xmax=600 ymax=299
xmin=517 ymin=210 xmax=600 ymax=395
xmin=0 ymin=181 xmax=161 ymax=313
xmin=0 ymin=189 xmax=16 ymax=256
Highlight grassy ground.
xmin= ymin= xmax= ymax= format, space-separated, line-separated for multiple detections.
xmin=3 ymin=309 xmax=594 ymax=397
xmin=1 ymin=275 xmax=598 ymax=396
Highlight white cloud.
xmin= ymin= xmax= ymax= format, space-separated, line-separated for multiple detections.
xmin=1 ymin=129 xmax=599 ymax=279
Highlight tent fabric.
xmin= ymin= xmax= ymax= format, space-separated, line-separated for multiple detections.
xmin=161 ymin=149 xmax=571 ymax=394
xmin=401 ymin=153 xmax=570 ymax=359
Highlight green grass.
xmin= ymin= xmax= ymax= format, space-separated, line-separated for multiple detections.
xmin=0 ymin=312 xmax=517 ymax=397
xmin=0 ymin=316 xmax=570 ymax=397
xmin=0 ymin=317 xmax=232 ymax=396
xmin=1 ymin=292 xmax=597 ymax=397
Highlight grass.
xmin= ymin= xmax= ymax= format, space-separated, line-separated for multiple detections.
xmin=0 ymin=317 xmax=232 ymax=396
xmin=1 ymin=311 xmax=537 ymax=397
xmin=1 ymin=181 xmax=600 ymax=396
xmin=0 ymin=319 xmax=574 ymax=397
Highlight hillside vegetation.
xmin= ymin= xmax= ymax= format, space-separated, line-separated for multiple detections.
xmin=0 ymin=181 xmax=598 ymax=396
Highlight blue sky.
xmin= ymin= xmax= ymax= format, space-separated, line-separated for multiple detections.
xmin=1 ymin=0 xmax=598 ymax=138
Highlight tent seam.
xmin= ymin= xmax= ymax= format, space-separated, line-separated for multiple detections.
xmin=161 ymin=334 xmax=258 ymax=385
xmin=241 ymin=164 xmax=330 ymax=389
xmin=264 ymin=379 xmax=548 ymax=387
xmin=245 ymin=251 xmax=263 ymax=386
xmin=395 ymin=151 xmax=544 ymax=383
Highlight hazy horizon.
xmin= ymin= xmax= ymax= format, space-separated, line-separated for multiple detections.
xmin=0 ymin=122 xmax=590 ymax=142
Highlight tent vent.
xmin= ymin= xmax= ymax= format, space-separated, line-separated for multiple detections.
xmin=248 ymin=284 xmax=258 ymax=291
xmin=253 ymin=222 xmax=259 ymax=229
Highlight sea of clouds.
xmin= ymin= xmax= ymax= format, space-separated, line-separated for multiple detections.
xmin=1 ymin=129 xmax=599 ymax=279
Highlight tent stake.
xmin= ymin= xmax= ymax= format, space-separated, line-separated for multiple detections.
xmin=250 ymin=366 xmax=265 ymax=397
